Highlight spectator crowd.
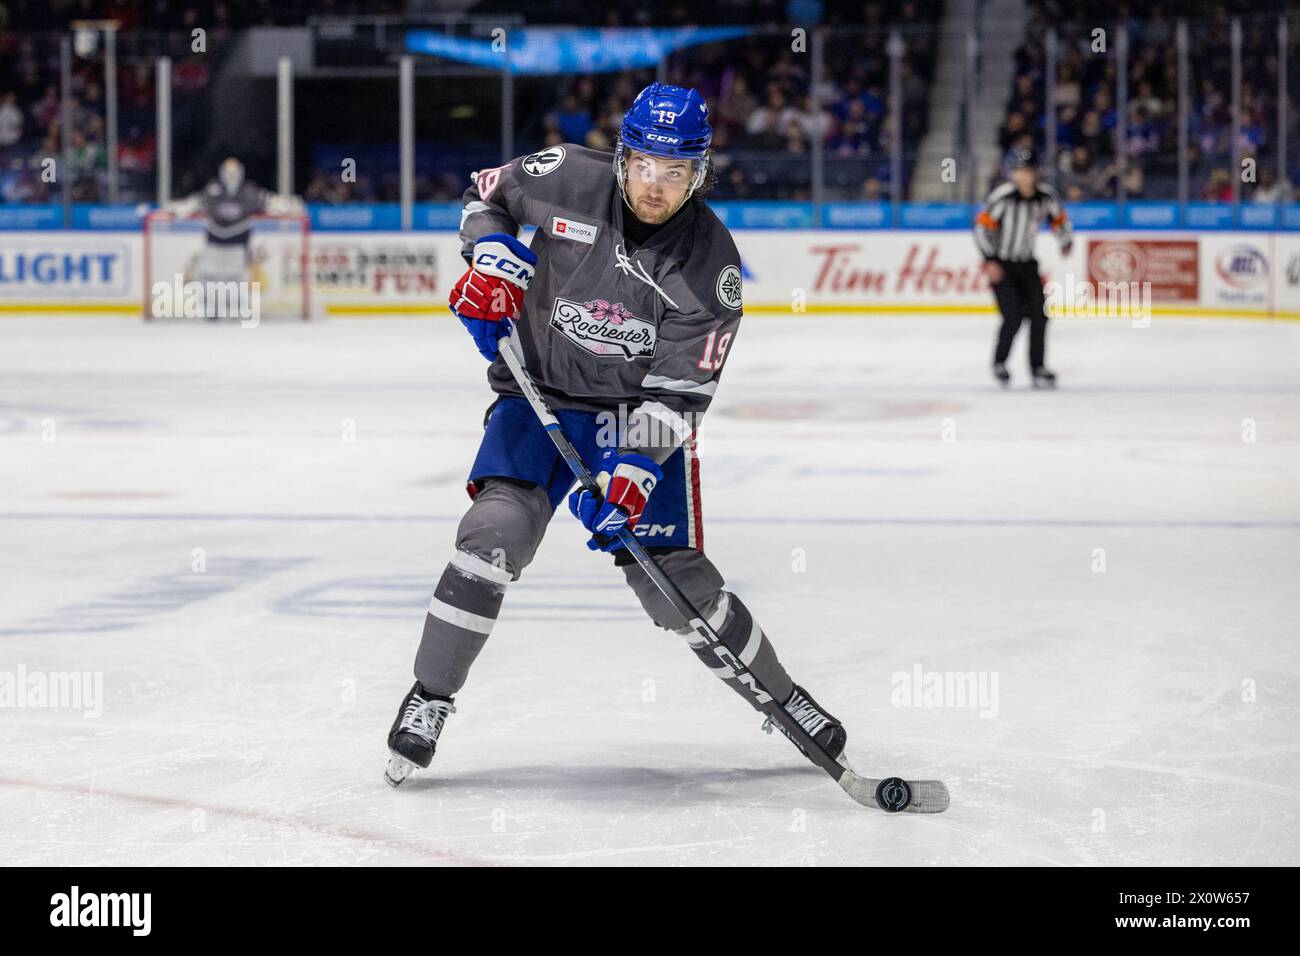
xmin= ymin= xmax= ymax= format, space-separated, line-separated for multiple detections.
xmin=1 ymin=0 xmax=1296 ymax=206
xmin=1001 ymin=0 xmax=1297 ymax=203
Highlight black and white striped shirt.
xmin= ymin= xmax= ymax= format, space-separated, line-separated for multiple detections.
xmin=973 ymin=182 xmax=1073 ymax=262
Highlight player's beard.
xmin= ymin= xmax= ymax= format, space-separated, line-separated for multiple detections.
xmin=631 ymin=190 xmax=685 ymax=224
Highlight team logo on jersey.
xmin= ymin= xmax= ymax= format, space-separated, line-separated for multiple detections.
xmin=550 ymin=297 xmax=656 ymax=360
xmin=522 ymin=146 xmax=566 ymax=177
xmin=551 ymin=216 xmax=598 ymax=244
xmin=215 ymin=200 xmax=245 ymax=221
xmin=716 ymin=264 xmax=742 ymax=309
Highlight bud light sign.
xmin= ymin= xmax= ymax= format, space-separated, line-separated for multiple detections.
xmin=0 ymin=237 xmax=130 ymax=298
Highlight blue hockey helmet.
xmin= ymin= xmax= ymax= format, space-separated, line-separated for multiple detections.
xmin=615 ymin=83 xmax=712 ymax=199
xmin=619 ymin=82 xmax=712 ymax=159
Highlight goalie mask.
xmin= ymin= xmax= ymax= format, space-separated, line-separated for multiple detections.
xmin=614 ymin=83 xmax=712 ymax=216
xmin=218 ymin=157 xmax=245 ymax=195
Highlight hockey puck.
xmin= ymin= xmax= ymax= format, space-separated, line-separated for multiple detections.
xmin=874 ymin=777 xmax=911 ymax=812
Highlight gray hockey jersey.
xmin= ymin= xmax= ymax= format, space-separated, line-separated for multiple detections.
xmin=459 ymin=144 xmax=744 ymax=462
xmin=200 ymin=180 xmax=272 ymax=242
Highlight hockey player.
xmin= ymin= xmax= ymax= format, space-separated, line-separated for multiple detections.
xmin=163 ymin=157 xmax=302 ymax=317
xmin=974 ymin=147 xmax=1073 ymax=388
xmin=386 ymin=83 xmax=848 ymax=786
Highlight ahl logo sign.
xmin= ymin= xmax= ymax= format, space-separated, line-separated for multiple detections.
xmin=550 ymin=297 xmax=656 ymax=360
xmin=523 ymin=146 xmax=566 ymax=177
xmin=1215 ymin=245 xmax=1268 ymax=289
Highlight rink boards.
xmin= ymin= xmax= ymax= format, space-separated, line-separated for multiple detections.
xmin=0 ymin=228 xmax=1298 ymax=319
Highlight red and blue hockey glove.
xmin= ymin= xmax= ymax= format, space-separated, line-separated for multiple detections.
xmin=568 ymin=448 xmax=663 ymax=552
xmin=448 ymin=233 xmax=538 ymax=360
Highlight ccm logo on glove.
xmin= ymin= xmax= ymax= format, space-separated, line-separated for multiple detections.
xmin=568 ymin=450 xmax=664 ymax=552
xmin=449 ymin=233 xmax=538 ymax=360
xmin=472 ymin=246 xmax=536 ymax=285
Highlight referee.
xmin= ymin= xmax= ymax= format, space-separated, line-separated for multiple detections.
xmin=974 ymin=148 xmax=1073 ymax=388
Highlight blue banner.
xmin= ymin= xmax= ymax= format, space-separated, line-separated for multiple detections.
xmin=900 ymin=203 xmax=976 ymax=229
xmin=1240 ymin=204 xmax=1277 ymax=229
xmin=309 ymin=204 xmax=401 ymax=231
xmin=72 ymin=205 xmax=147 ymax=229
xmin=824 ymin=202 xmax=890 ymax=228
xmin=1064 ymin=202 xmax=1119 ymax=229
xmin=1183 ymin=202 xmax=1235 ymax=229
xmin=2 ymin=201 xmax=1297 ymax=232
xmin=406 ymin=26 xmax=749 ymax=75
xmin=711 ymin=202 xmax=814 ymax=229
xmin=414 ymin=203 xmax=463 ymax=230
xmin=1123 ymin=202 xmax=1180 ymax=229
xmin=0 ymin=205 xmax=63 ymax=229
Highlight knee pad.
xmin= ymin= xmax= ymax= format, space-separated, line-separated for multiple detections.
xmin=455 ymin=478 xmax=552 ymax=580
xmin=619 ymin=547 xmax=725 ymax=630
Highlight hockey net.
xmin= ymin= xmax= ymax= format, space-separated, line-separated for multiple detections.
xmin=143 ymin=212 xmax=313 ymax=320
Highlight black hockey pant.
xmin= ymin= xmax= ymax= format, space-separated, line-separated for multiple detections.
xmin=991 ymin=258 xmax=1049 ymax=370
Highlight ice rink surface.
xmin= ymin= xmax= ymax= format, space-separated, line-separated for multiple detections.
xmin=1 ymin=313 xmax=1297 ymax=866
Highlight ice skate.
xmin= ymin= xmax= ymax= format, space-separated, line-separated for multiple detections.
xmin=385 ymin=682 xmax=456 ymax=788
xmin=763 ymin=684 xmax=849 ymax=766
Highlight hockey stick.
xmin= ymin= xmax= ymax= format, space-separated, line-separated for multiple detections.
xmin=498 ymin=331 xmax=948 ymax=813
